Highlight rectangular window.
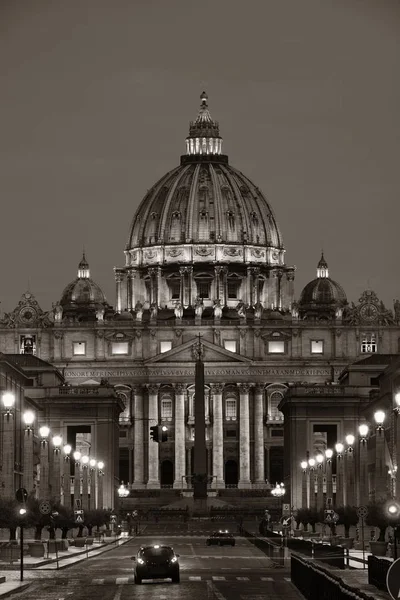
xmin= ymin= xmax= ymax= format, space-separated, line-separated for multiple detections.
xmin=197 ymin=281 xmax=210 ymax=299
xmin=168 ymin=280 xmax=180 ymax=300
xmin=20 ymin=335 xmax=36 ymax=355
xmin=361 ymin=334 xmax=377 ymax=353
xmin=224 ymin=340 xmax=237 ymax=353
xmin=311 ymin=340 xmax=324 ymax=354
xmin=226 ymin=429 xmax=237 ymax=438
xmin=161 ymin=399 xmax=173 ymax=419
xmin=227 ymin=280 xmax=240 ymax=299
xmin=271 ymin=429 xmax=284 ymax=437
xmin=111 ymin=341 xmax=129 ymax=355
xmin=160 ymin=341 xmax=172 ymax=353
xmin=268 ymin=341 xmax=285 ymax=354
xmin=225 ymin=399 xmax=237 ymax=419
xmin=73 ymin=341 xmax=86 ymax=356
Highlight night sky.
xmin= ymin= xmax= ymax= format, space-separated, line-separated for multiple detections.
xmin=0 ymin=0 xmax=399 ymax=313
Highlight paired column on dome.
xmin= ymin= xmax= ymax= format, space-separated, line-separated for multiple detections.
xmin=214 ymin=266 xmax=227 ymax=305
xmin=271 ymin=269 xmax=283 ymax=310
xmin=174 ymin=384 xmax=186 ymax=488
xmin=254 ymin=385 xmax=265 ymax=485
xmin=238 ymin=383 xmax=251 ymax=488
xmin=211 ymin=384 xmax=225 ymax=487
xmin=148 ymin=268 xmax=161 ymax=307
xmin=247 ymin=267 xmax=260 ymax=307
xmin=147 ymin=384 xmax=160 ymax=488
xmin=114 ymin=268 xmax=124 ymax=313
xmin=179 ymin=267 xmax=193 ymax=307
xmin=133 ymin=386 xmax=145 ymax=487
xmin=286 ymin=269 xmax=295 ymax=310
xmin=127 ymin=269 xmax=138 ymax=311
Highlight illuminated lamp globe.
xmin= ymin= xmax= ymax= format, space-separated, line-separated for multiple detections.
xmin=23 ymin=410 xmax=35 ymax=426
xmin=301 ymin=461 xmax=308 ymax=470
xmin=358 ymin=424 xmax=369 ymax=437
xmin=81 ymin=455 xmax=89 ymax=465
xmin=2 ymin=393 xmax=15 ymax=408
xmin=335 ymin=443 xmax=344 ymax=454
xmin=395 ymin=392 xmax=400 ymax=407
xmin=90 ymin=459 xmax=96 ymax=468
xmin=63 ymin=444 xmax=72 ymax=455
xmin=374 ymin=410 xmax=385 ymax=425
xmin=325 ymin=449 xmax=333 ymax=459
xmin=345 ymin=434 xmax=355 ymax=446
xmin=39 ymin=426 xmax=50 ymax=438
xmin=308 ymin=458 xmax=316 ymax=468
xmin=73 ymin=451 xmax=81 ymax=461
xmin=97 ymin=461 xmax=104 ymax=470
xmin=52 ymin=435 xmax=62 ymax=448
xmin=316 ymin=454 xmax=324 ymax=464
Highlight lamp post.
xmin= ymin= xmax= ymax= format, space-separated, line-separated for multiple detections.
xmin=271 ymin=483 xmax=287 ymax=545
xmin=62 ymin=444 xmax=72 ymax=507
xmin=325 ymin=449 xmax=333 ymax=507
xmin=374 ymin=410 xmax=386 ymax=501
xmin=51 ymin=435 xmax=62 ymax=504
xmin=394 ymin=393 xmax=400 ymax=502
xmin=301 ymin=461 xmax=308 ymax=509
xmin=39 ymin=426 xmax=50 ymax=499
xmin=118 ymin=482 xmax=130 ymax=498
xmin=97 ymin=461 xmax=104 ymax=509
xmin=73 ymin=451 xmax=81 ymax=508
xmin=22 ymin=410 xmax=35 ymax=496
xmin=308 ymin=458 xmax=316 ymax=510
xmin=1 ymin=392 xmax=15 ymax=499
xmin=345 ymin=434 xmax=355 ymax=506
xmin=316 ymin=454 xmax=324 ymax=511
xmin=335 ymin=443 xmax=344 ymax=507
xmin=81 ymin=455 xmax=89 ymax=510
xmin=89 ymin=459 xmax=97 ymax=509
xmin=358 ymin=424 xmax=369 ymax=505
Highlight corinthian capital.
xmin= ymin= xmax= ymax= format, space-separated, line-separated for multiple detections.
xmin=174 ymin=383 xmax=186 ymax=394
xmin=254 ymin=384 xmax=265 ymax=395
xmin=147 ymin=384 xmax=160 ymax=395
xmin=238 ymin=383 xmax=252 ymax=394
xmin=132 ymin=385 xmax=144 ymax=396
xmin=210 ymin=383 xmax=224 ymax=395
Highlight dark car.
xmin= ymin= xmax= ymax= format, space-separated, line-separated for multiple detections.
xmin=206 ymin=531 xmax=235 ymax=546
xmin=132 ymin=545 xmax=180 ymax=584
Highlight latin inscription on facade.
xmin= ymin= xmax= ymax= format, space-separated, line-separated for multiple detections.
xmin=65 ymin=367 xmax=338 ymax=379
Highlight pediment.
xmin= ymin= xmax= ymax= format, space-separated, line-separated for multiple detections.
xmin=145 ymin=337 xmax=252 ymax=365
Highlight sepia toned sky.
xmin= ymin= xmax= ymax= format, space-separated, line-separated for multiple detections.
xmin=0 ymin=0 xmax=399 ymax=313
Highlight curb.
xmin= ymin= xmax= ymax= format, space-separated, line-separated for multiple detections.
xmin=0 ymin=583 xmax=31 ymax=599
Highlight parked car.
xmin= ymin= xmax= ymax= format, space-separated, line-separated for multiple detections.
xmin=206 ymin=531 xmax=236 ymax=546
xmin=131 ymin=545 xmax=180 ymax=584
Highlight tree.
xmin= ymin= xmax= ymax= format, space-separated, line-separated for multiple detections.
xmin=296 ymin=508 xmax=309 ymax=530
xmin=366 ymin=500 xmax=391 ymax=542
xmin=26 ymin=496 xmax=50 ymax=540
xmin=336 ymin=505 xmax=359 ymax=539
xmin=0 ymin=498 xmax=21 ymax=541
xmin=84 ymin=509 xmax=110 ymax=535
xmin=306 ymin=508 xmax=320 ymax=533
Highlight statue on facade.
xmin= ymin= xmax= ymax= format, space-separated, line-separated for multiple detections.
xmin=342 ymin=302 xmax=359 ymax=325
xmin=335 ymin=305 xmax=344 ymax=320
xmin=135 ymin=301 xmax=143 ymax=321
xmin=96 ymin=307 xmax=105 ymax=322
xmin=379 ymin=301 xmax=395 ymax=326
xmin=291 ymin=300 xmax=299 ymax=319
xmin=213 ymin=298 xmax=223 ymax=319
xmin=394 ymin=299 xmax=400 ymax=324
xmin=53 ymin=301 xmax=63 ymax=323
xmin=194 ymin=296 xmax=204 ymax=319
xmin=236 ymin=300 xmax=246 ymax=320
xmin=254 ymin=301 xmax=263 ymax=321
xmin=149 ymin=302 xmax=158 ymax=320
xmin=174 ymin=301 xmax=183 ymax=320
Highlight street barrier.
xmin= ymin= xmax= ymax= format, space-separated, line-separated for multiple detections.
xmin=367 ymin=555 xmax=389 ymax=592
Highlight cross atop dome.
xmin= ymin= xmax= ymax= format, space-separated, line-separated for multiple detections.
xmin=186 ymin=92 xmax=223 ymax=156
xmin=317 ymin=252 xmax=329 ymax=278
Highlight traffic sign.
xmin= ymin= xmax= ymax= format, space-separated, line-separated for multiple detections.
xmin=75 ymin=515 xmax=84 ymax=524
xmin=39 ymin=500 xmax=51 ymax=515
xmin=75 ymin=499 xmax=82 ymax=510
xmin=386 ymin=558 xmax=400 ymax=600
xmin=15 ymin=488 xmax=28 ymax=504
xmin=357 ymin=506 xmax=368 ymax=519
xmin=74 ymin=510 xmax=84 ymax=516
xmin=332 ymin=512 xmax=339 ymax=523
xmin=282 ymin=504 xmax=291 ymax=517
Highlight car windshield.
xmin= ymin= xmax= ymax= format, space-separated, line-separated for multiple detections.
xmin=140 ymin=547 xmax=174 ymax=559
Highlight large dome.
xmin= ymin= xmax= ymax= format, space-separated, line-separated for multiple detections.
xmin=125 ymin=93 xmax=284 ymax=269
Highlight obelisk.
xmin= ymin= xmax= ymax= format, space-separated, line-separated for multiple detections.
xmin=193 ymin=336 xmax=207 ymax=510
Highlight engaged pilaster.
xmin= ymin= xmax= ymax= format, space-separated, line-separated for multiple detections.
xmin=147 ymin=384 xmax=160 ymax=488
xmin=253 ymin=385 xmax=265 ymax=485
xmin=211 ymin=383 xmax=225 ymax=487
xmin=174 ymin=383 xmax=186 ymax=488
xmin=133 ymin=386 xmax=145 ymax=487
xmin=238 ymin=383 xmax=251 ymax=488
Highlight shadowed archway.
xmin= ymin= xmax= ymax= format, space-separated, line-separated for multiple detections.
xmin=160 ymin=459 xmax=174 ymax=486
xmin=224 ymin=459 xmax=238 ymax=486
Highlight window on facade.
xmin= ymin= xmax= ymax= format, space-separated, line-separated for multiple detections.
xmin=226 ymin=429 xmax=237 ymax=438
xmin=224 ymin=340 xmax=237 ymax=353
xmin=311 ymin=340 xmax=324 ymax=354
xmin=227 ymin=279 xmax=240 ymax=299
xmin=196 ymin=280 xmax=210 ymax=299
xmin=269 ymin=391 xmax=284 ymax=420
xmin=111 ymin=341 xmax=129 ymax=355
xmin=161 ymin=399 xmax=173 ymax=420
xmin=168 ymin=279 xmax=180 ymax=300
xmin=73 ymin=341 xmax=86 ymax=356
xmin=20 ymin=335 xmax=36 ymax=355
xmin=271 ymin=429 xmax=284 ymax=437
xmin=225 ymin=398 xmax=237 ymax=419
xmin=268 ymin=341 xmax=285 ymax=354
xmin=361 ymin=334 xmax=377 ymax=353
xmin=160 ymin=341 xmax=172 ymax=353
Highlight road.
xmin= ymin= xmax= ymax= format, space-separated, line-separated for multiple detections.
xmin=7 ymin=521 xmax=305 ymax=600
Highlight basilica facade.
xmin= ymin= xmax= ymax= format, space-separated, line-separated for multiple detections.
xmin=1 ymin=93 xmax=399 ymax=508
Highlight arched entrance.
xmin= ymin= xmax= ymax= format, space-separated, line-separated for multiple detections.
xmin=224 ymin=460 xmax=238 ymax=486
xmin=160 ymin=460 xmax=174 ymax=486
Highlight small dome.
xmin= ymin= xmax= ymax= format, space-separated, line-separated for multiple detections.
xmin=60 ymin=254 xmax=110 ymax=317
xmin=299 ymin=254 xmax=346 ymax=319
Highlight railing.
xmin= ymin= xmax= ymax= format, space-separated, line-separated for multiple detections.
xmin=367 ymin=555 xmax=390 ymax=592
xmin=287 ymin=538 xmax=345 ymax=569
xmin=291 ymin=553 xmax=380 ymax=600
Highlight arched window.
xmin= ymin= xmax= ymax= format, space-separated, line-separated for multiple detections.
xmin=268 ymin=391 xmax=284 ymax=421
xmin=161 ymin=398 xmax=173 ymax=421
xmin=225 ymin=398 xmax=237 ymax=420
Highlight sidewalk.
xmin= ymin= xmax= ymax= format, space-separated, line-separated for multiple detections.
xmin=0 ymin=534 xmax=133 ymax=598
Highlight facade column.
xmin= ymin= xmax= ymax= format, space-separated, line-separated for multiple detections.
xmin=326 ymin=454 xmax=333 ymax=505
xmin=126 ymin=271 xmax=133 ymax=311
xmin=238 ymin=383 xmax=251 ymax=488
xmin=246 ymin=267 xmax=252 ymax=306
xmin=336 ymin=450 xmax=344 ymax=506
xmin=252 ymin=267 xmax=260 ymax=306
xmin=214 ymin=266 xmax=221 ymax=300
xmin=39 ymin=438 xmax=50 ymax=499
xmin=286 ymin=270 xmax=295 ymax=311
xmin=179 ymin=267 xmax=188 ymax=307
xmin=211 ymin=384 xmax=224 ymax=487
xmin=359 ymin=436 xmax=368 ymax=505
xmin=174 ymin=384 xmax=186 ymax=488
xmin=147 ymin=384 xmax=160 ymax=488
xmin=301 ymin=464 xmax=308 ymax=509
xmin=23 ymin=426 xmax=34 ymax=496
xmin=271 ymin=270 xmax=279 ymax=309
xmin=133 ymin=386 xmax=145 ymax=487
xmin=375 ymin=425 xmax=386 ymax=501
xmin=97 ymin=468 xmax=104 ymax=509
xmin=114 ymin=269 xmax=123 ymax=313
xmin=187 ymin=267 xmax=193 ymax=307
xmin=253 ymin=385 xmax=265 ymax=485
xmin=345 ymin=444 xmax=355 ymax=506
xmin=81 ymin=458 xmax=89 ymax=510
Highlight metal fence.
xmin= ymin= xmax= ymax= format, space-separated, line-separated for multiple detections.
xmin=291 ymin=553 xmax=381 ymax=600
xmin=367 ymin=555 xmax=389 ymax=592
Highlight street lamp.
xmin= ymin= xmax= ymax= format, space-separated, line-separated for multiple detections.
xmin=374 ymin=410 xmax=387 ymax=501
xmin=62 ymin=444 xmax=72 ymax=507
xmin=345 ymin=434 xmax=355 ymax=506
xmin=52 ymin=435 xmax=62 ymax=503
xmin=39 ymin=426 xmax=50 ymax=499
xmin=97 ymin=461 xmax=104 ymax=509
xmin=73 ymin=451 xmax=81 ymax=508
xmin=374 ymin=410 xmax=386 ymax=428
xmin=325 ymin=449 xmax=333 ymax=506
xmin=81 ymin=455 xmax=89 ymax=509
xmin=358 ymin=424 xmax=369 ymax=505
xmin=335 ymin=443 xmax=344 ymax=506
xmin=22 ymin=410 xmax=35 ymax=494
xmin=316 ymin=454 xmax=324 ymax=511
xmin=118 ymin=482 xmax=130 ymax=498
xmin=1 ymin=392 xmax=15 ymax=499
xmin=300 ymin=461 xmax=308 ymax=509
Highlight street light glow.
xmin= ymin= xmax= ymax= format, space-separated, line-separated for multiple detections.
xmin=308 ymin=458 xmax=316 ymax=468
xmin=395 ymin=392 xmax=400 ymax=407
xmin=52 ymin=435 xmax=62 ymax=448
xmin=325 ymin=449 xmax=333 ymax=459
xmin=316 ymin=454 xmax=324 ymax=464
xmin=345 ymin=434 xmax=355 ymax=446
xmin=300 ymin=461 xmax=308 ymax=469
xmin=358 ymin=424 xmax=369 ymax=437
xmin=63 ymin=444 xmax=72 ymax=455
xmin=90 ymin=459 xmax=96 ymax=468
xmin=97 ymin=461 xmax=104 ymax=470
xmin=23 ymin=410 xmax=35 ymax=426
xmin=2 ymin=393 xmax=15 ymax=408
xmin=39 ymin=426 xmax=50 ymax=438
xmin=335 ymin=443 xmax=344 ymax=454
xmin=81 ymin=455 xmax=89 ymax=465
xmin=374 ymin=410 xmax=385 ymax=425
xmin=73 ymin=451 xmax=81 ymax=461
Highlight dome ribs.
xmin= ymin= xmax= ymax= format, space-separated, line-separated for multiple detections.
xmin=185 ymin=163 xmax=201 ymax=243
xmin=209 ymin=164 xmax=224 ymax=242
xmin=221 ymin=165 xmax=252 ymax=244
xmin=159 ymin=165 xmax=190 ymax=243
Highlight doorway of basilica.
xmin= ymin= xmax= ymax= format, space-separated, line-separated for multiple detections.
xmin=160 ymin=460 xmax=174 ymax=486
xmin=224 ymin=460 xmax=238 ymax=486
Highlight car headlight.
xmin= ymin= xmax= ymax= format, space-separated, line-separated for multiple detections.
xmin=170 ymin=556 xmax=177 ymax=563
xmin=137 ymin=558 xmax=145 ymax=565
